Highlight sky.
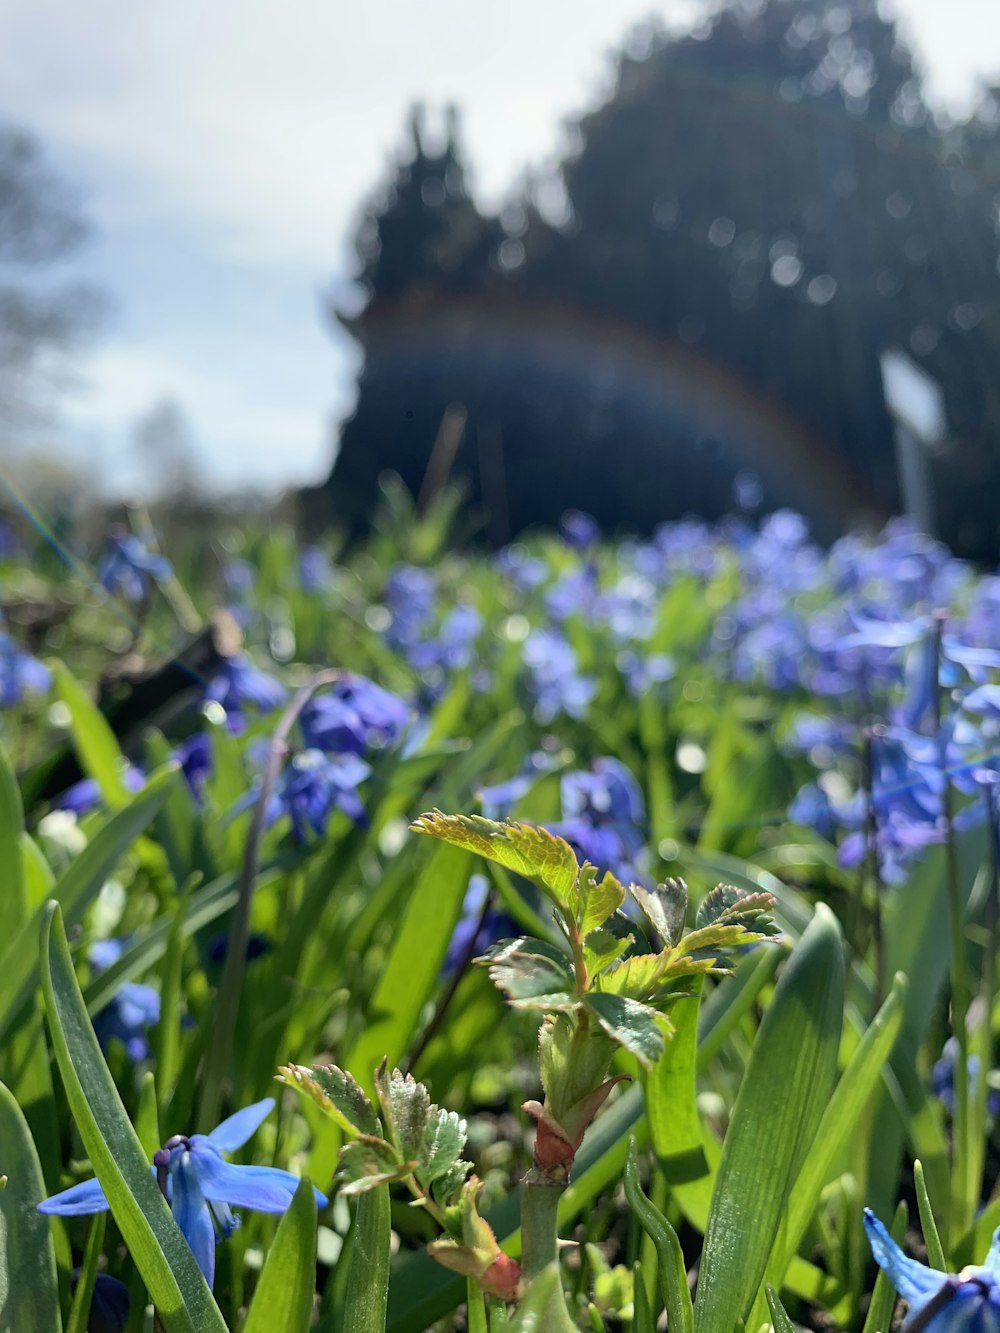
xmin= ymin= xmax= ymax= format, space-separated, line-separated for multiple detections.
xmin=1 ymin=0 xmax=998 ymax=497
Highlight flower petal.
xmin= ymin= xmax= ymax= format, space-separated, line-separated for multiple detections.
xmin=192 ymin=1146 xmax=327 ymax=1212
xmin=38 ymin=1177 xmax=109 ymax=1216
xmin=204 ymin=1097 xmax=275 ymax=1152
xmin=984 ymin=1229 xmax=1000 ymax=1281
xmin=863 ymin=1209 xmax=948 ymax=1303
xmin=171 ymin=1152 xmax=215 ymax=1289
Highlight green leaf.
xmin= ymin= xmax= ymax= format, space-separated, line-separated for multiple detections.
xmin=39 ymin=901 xmax=226 ymax=1332
xmin=0 ymin=767 xmax=177 ymax=1043
xmin=417 ymin=1107 xmax=470 ymax=1193
xmin=374 ymin=1064 xmax=431 ymax=1162
xmin=0 ymin=1079 xmax=62 ymax=1333
xmin=643 ymin=979 xmax=708 ymax=1188
xmin=623 ymin=1139 xmax=693 ymax=1333
xmin=243 ymin=1177 xmax=318 ymax=1333
xmin=482 ymin=939 xmax=577 ymax=1009
xmin=631 ymin=879 xmax=687 ymax=947
xmin=278 ymin=1064 xmax=379 ymax=1138
xmin=337 ymin=1137 xmax=412 ymax=1196
xmin=343 ymin=1183 xmax=391 ymax=1333
xmin=411 ymin=811 xmax=579 ymax=911
xmin=693 ymin=904 xmax=844 ymax=1332
xmin=52 ymin=661 xmax=134 ymax=808
xmin=673 ymin=921 xmax=771 ymax=959
xmin=695 ymin=883 xmax=775 ymax=932
xmin=583 ymin=993 xmax=665 ymax=1069
xmin=0 ymin=744 xmax=25 ymax=926
xmin=764 ymin=1285 xmax=797 ymax=1333
xmin=914 ymin=1159 xmax=946 ymax=1273
xmin=596 ymin=951 xmax=673 ymax=1000
xmin=767 ymin=972 xmax=907 ymax=1287
xmin=346 ymin=840 xmax=473 ymax=1094
xmin=577 ymin=865 xmax=625 ymax=934
xmin=65 ymin=1215 xmax=104 ymax=1333
xmin=582 ymin=927 xmax=632 ymax=977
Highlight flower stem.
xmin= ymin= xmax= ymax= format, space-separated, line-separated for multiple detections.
xmin=520 ymin=1171 xmax=564 ymax=1281
xmin=197 ymin=668 xmax=341 ymax=1131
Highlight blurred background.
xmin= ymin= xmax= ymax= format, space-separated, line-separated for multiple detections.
xmin=2 ymin=0 xmax=1000 ymax=557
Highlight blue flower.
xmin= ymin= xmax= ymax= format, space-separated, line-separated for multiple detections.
xmin=97 ymin=531 xmax=172 ymax=603
xmin=0 ymin=632 xmax=51 ymax=707
xmin=299 ymin=545 xmax=331 ymax=593
xmin=205 ymin=655 xmax=286 ymax=730
xmin=90 ymin=938 xmax=160 ymax=1063
xmin=83 ymin=1273 xmax=130 ymax=1333
xmin=39 ymin=1098 xmax=327 ymax=1290
xmin=864 ymin=1208 xmax=1000 ymax=1330
xmin=267 ymin=748 xmax=372 ymax=839
xmin=299 ymin=675 xmax=409 ymax=755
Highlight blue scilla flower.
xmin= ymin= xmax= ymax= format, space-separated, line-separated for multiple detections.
xmin=39 ymin=1098 xmax=327 ymax=1290
xmin=83 ymin=1272 xmax=130 ymax=1333
xmin=298 ymin=544 xmax=331 ymax=593
xmin=90 ymin=938 xmax=160 ymax=1063
xmin=0 ymin=631 xmax=51 ymax=707
xmin=205 ymin=655 xmax=286 ymax=730
xmin=522 ymin=629 xmax=596 ymax=724
xmin=266 ymin=748 xmax=372 ymax=839
xmin=97 ymin=530 xmax=172 ymax=604
xmin=864 ymin=1208 xmax=1000 ymax=1330
xmin=299 ymin=675 xmax=409 ymax=756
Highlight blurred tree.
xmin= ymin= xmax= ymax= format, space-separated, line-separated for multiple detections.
xmin=0 ymin=122 xmax=103 ymax=435
xmin=316 ymin=0 xmax=1000 ymax=558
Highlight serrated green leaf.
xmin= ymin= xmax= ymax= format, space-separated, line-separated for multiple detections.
xmin=583 ymin=993 xmax=666 ymax=1069
xmin=0 ymin=1080 xmax=62 ymax=1333
xmin=674 ymin=922 xmax=770 ymax=958
xmin=411 ymin=811 xmax=579 ymax=910
xmin=695 ymin=883 xmax=775 ymax=931
xmin=243 ymin=1177 xmax=317 ymax=1333
xmin=337 ymin=1136 xmax=412 ymax=1196
xmin=417 ymin=1107 xmax=469 ymax=1192
xmin=631 ymin=879 xmax=687 ymax=947
xmin=40 ymin=902 xmax=226 ymax=1332
xmin=375 ymin=1065 xmax=431 ymax=1162
xmin=483 ymin=939 xmax=577 ymax=1007
xmin=583 ymin=927 xmax=632 ymax=977
xmin=278 ymin=1064 xmax=378 ymax=1138
xmin=577 ymin=865 xmax=625 ymax=934
xmin=596 ymin=951 xmax=671 ymax=1000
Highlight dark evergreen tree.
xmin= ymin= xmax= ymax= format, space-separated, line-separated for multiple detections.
xmin=314 ymin=1 xmax=1000 ymax=558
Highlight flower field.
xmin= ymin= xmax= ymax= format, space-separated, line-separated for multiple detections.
xmin=3 ymin=489 xmax=1000 ymax=1331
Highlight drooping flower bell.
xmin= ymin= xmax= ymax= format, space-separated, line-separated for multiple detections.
xmin=864 ymin=1207 xmax=1000 ymax=1330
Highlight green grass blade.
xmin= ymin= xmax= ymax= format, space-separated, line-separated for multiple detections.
xmin=52 ymin=661 xmax=132 ymax=807
xmin=764 ymin=1284 xmax=797 ymax=1333
xmin=65 ymin=1214 xmax=105 ymax=1333
xmin=0 ymin=767 xmax=178 ymax=1043
xmin=243 ymin=1177 xmax=317 ymax=1333
xmin=345 ymin=841 xmax=472 ymax=1095
xmin=643 ymin=978 xmax=708 ymax=1187
xmin=0 ymin=744 xmax=25 ymax=923
xmin=861 ymin=1201 xmax=906 ymax=1333
xmin=768 ymin=971 xmax=907 ymax=1284
xmin=623 ymin=1139 xmax=693 ymax=1333
xmin=913 ymin=1160 xmax=946 ymax=1272
xmin=693 ymin=904 xmax=845 ymax=1332
xmin=40 ymin=901 xmax=226 ymax=1332
xmin=0 ymin=1079 xmax=63 ymax=1333
xmin=343 ymin=1182 xmax=390 ymax=1333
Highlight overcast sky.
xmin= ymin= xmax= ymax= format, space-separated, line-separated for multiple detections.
xmin=1 ymin=0 xmax=997 ymax=496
